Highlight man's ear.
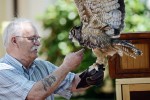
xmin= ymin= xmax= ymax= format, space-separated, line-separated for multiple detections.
xmin=11 ymin=37 xmax=18 ymax=46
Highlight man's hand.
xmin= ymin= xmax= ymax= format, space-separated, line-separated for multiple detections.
xmin=62 ymin=49 xmax=84 ymax=72
xmin=76 ymin=64 xmax=104 ymax=89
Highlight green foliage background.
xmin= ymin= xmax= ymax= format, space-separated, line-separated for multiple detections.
xmin=38 ymin=0 xmax=150 ymax=99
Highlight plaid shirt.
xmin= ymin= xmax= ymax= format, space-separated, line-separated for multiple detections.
xmin=0 ymin=54 xmax=75 ymax=100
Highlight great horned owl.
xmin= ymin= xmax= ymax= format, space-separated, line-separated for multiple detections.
xmin=69 ymin=0 xmax=142 ymax=68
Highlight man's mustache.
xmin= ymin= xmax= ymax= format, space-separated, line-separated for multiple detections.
xmin=31 ymin=46 xmax=39 ymax=51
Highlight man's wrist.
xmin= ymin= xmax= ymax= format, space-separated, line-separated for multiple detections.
xmin=60 ymin=64 xmax=71 ymax=73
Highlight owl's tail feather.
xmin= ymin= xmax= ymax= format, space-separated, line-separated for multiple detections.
xmin=112 ymin=39 xmax=142 ymax=58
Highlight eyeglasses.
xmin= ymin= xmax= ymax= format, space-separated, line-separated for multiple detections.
xmin=15 ymin=36 xmax=41 ymax=43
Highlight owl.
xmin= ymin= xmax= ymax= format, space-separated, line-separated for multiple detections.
xmin=69 ymin=0 xmax=142 ymax=69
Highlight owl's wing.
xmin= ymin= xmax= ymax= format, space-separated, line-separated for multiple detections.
xmin=74 ymin=0 xmax=125 ymax=37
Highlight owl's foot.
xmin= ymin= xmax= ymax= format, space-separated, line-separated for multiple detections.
xmin=89 ymin=63 xmax=105 ymax=71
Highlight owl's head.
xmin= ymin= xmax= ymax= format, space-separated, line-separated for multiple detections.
xmin=69 ymin=25 xmax=82 ymax=43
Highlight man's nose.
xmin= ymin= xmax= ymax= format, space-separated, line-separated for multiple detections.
xmin=34 ymin=40 xmax=41 ymax=46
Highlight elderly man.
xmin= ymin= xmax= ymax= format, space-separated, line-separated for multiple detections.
xmin=0 ymin=18 xmax=104 ymax=100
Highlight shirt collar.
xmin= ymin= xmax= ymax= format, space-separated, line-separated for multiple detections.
xmin=4 ymin=53 xmax=36 ymax=74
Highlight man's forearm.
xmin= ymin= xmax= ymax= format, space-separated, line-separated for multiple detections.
xmin=41 ymin=74 xmax=57 ymax=91
xmin=26 ymin=64 xmax=70 ymax=100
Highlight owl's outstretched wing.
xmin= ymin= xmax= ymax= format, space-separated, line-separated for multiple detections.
xmin=74 ymin=0 xmax=125 ymax=38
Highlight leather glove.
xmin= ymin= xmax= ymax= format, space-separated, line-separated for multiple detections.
xmin=76 ymin=64 xmax=105 ymax=89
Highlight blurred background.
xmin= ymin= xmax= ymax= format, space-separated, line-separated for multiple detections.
xmin=0 ymin=0 xmax=150 ymax=100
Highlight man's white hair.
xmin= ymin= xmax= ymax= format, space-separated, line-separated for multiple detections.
xmin=3 ymin=18 xmax=38 ymax=48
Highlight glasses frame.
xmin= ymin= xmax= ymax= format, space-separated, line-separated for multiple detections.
xmin=15 ymin=36 xmax=41 ymax=43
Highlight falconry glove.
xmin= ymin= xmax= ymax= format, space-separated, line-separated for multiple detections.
xmin=76 ymin=64 xmax=105 ymax=89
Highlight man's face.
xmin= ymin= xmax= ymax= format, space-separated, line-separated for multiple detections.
xmin=16 ymin=23 xmax=41 ymax=61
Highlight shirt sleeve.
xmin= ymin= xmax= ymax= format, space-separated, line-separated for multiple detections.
xmin=0 ymin=63 xmax=35 ymax=100
xmin=54 ymin=72 xmax=75 ymax=100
